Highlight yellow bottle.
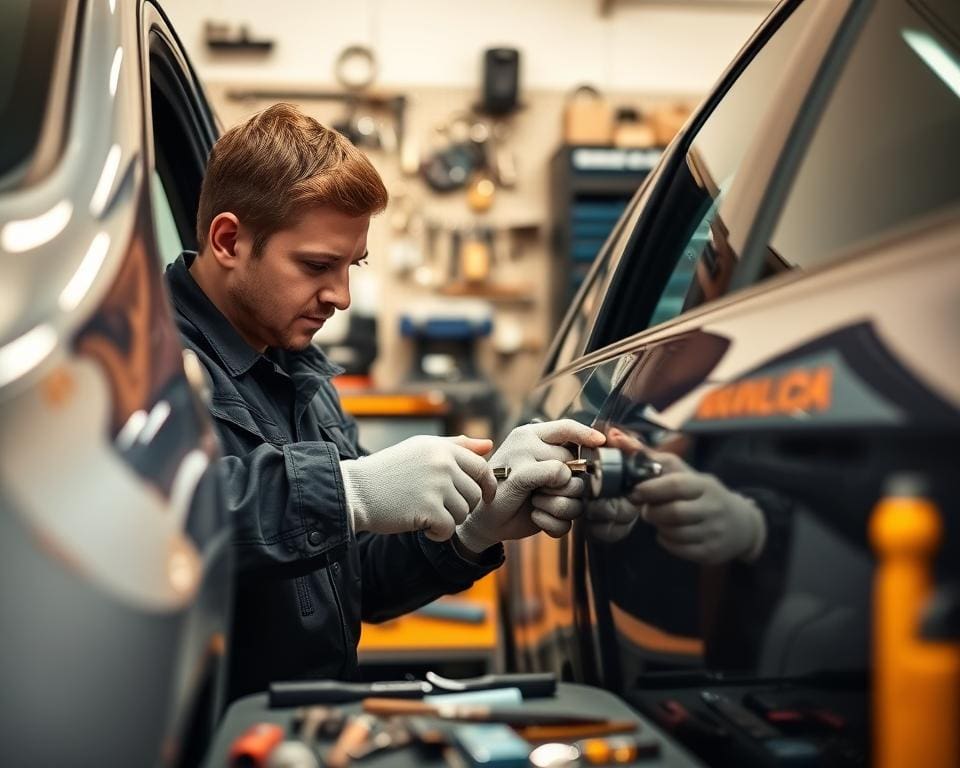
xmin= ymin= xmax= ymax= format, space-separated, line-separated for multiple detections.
xmin=870 ymin=476 xmax=960 ymax=768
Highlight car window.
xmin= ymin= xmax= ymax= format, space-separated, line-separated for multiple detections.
xmin=644 ymin=0 xmax=824 ymax=327
xmin=588 ymin=0 xmax=823 ymax=351
xmin=151 ymin=170 xmax=184 ymax=265
xmin=764 ymin=0 xmax=960 ymax=272
xmin=0 ymin=0 xmax=70 ymax=189
xmin=147 ymin=27 xmax=215 ymax=260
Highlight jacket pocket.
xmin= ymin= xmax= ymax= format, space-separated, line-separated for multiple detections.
xmin=209 ymin=398 xmax=288 ymax=447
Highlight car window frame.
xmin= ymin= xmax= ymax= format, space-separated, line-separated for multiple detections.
xmin=540 ymin=186 xmax=645 ymax=377
xmin=726 ymin=0 xmax=873 ymax=292
xmin=139 ymin=1 xmax=218 ymax=252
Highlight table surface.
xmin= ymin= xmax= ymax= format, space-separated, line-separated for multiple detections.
xmin=203 ymin=682 xmax=706 ymax=767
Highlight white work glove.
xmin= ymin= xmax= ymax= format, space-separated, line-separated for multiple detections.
xmin=630 ymin=452 xmax=767 ymax=564
xmin=455 ymin=420 xmax=606 ymax=553
xmin=340 ymin=435 xmax=497 ymax=542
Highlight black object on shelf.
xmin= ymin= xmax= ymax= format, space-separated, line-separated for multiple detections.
xmin=480 ymin=48 xmax=521 ymax=116
xmin=549 ymin=145 xmax=661 ymax=330
xmin=204 ymin=22 xmax=274 ymax=53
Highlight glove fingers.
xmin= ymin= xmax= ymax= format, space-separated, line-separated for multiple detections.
xmin=533 ymin=419 xmax=606 ymax=447
xmin=451 ymin=445 xmax=498 ymax=503
xmin=655 ymin=522 xmax=709 ymax=545
xmin=586 ymin=499 xmax=639 ymax=525
xmin=508 ymin=459 xmax=572 ymax=492
xmin=630 ymin=473 xmax=704 ymax=505
xmin=422 ymin=510 xmax=457 ymax=541
xmin=443 ymin=489 xmax=471 ymax=525
xmin=641 ymin=499 xmax=707 ymax=527
xmin=644 ymin=450 xmax=691 ymax=474
xmin=531 ymin=509 xmax=572 ymax=538
xmin=535 ymin=475 xmax=585 ymax=498
xmin=531 ymin=493 xmax=583 ymax=521
xmin=528 ymin=443 xmax=576 ymax=463
xmin=449 ymin=465 xmax=484 ymax=512
xmin=448 ymin=435 xmax=493 ymax=456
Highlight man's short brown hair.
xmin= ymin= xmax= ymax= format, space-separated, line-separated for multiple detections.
xmin=196 ymin=103 xmax=388 ymax=255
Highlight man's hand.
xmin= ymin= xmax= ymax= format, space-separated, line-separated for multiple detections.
xmin=630 ymin=452 xmax=767 ymax=564
xmin=585 ymin=497 xmax=641 ymax=542
xmin=340 ymin=435 xmax=497 ymax=542
xmin=455 ymin=420 xmax=605 ymax=553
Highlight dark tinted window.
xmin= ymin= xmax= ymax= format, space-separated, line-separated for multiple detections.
xmin=767 ymin=0 xmax=960 ymax=270
xmin=594 ymin=0 xmax=822 ymax=347
xmin=148 ymin=31 xmax=213 ymax=256
xmin=0 ymin=0 xmax=69 ymax=185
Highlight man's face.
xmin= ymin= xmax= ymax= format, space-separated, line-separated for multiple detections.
xmin=228 ymin=206 xmax=370 ymax=352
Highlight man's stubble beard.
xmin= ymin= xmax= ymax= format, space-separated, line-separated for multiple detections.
xmin=227 ymin=269 xmax=284 ymax=351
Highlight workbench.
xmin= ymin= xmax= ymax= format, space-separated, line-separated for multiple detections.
xmin=358 ymin=573 xmax=501 ymax=673
xmin=203 ymin=683 xmax=706 ymax=767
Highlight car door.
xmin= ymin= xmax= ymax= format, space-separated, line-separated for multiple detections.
xmin=506 ymin=0 xmax=858 ymax=681
xmin=569 ymin=7 xmax=960 ymax=756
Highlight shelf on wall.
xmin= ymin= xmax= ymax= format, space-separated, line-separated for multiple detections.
xmin=438 ymin=282 xmax=536 ymax=303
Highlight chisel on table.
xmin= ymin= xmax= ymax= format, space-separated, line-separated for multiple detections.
xmin=361 ymin=698 xmax=619 ymax=727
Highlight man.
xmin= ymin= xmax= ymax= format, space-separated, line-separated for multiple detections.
xmin=164 ymin=103 xmax=604 ymax=700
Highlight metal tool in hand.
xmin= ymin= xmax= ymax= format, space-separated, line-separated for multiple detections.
xmin=491 ymin=446 xmax=662 ymax=499
xmin=570 ymin=445 xmax=663 ymax=499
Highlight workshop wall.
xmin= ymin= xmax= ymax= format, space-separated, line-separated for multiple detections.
xmin=208 ymin=85 xmax=699 ymax=411
xmin=164 ymin=0 xmax=769 ymax=94
xmin=165 ymin=1 xmax=768 ymax=421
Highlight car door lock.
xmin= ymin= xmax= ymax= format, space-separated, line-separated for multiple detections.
xmin=569 ymin=445 xmax=663 ymax=499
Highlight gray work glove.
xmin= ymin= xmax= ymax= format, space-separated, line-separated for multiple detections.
xmin=455 ymin=420 xmax=606 ymax=553
xmin=630 ymin=452 xmax=767 ymax=564
xmin=340 ymin=435 xmax=497 ymax=542
xmin=585 ymin=497 xmax=642 ymax=543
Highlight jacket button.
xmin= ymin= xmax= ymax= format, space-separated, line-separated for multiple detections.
xmin=308 ymin=530 xmax=322 ymax=547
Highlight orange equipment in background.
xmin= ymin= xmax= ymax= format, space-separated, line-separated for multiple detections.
xmin=358 ymin=573 xmax=500 ymax=671
xmin=870 ymin=475 xmax=960 ymax=768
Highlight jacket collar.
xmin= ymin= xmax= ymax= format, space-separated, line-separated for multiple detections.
xmin=166 ymin=252 xmax=343 ymax=379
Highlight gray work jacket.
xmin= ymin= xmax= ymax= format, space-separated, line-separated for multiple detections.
xmin=165 ymin=253 xmax=503 ymax=701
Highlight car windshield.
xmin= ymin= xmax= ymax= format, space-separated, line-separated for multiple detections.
xmin=0 ymin=0 xmax=70 ymax=187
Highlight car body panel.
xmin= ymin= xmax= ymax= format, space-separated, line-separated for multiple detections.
xmin=0 ymin=1 xmax=230 ymax=765
xmin=506 ymin=0 xmax=960 ymax=717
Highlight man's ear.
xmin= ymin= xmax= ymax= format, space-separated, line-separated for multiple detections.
xmin=207 ymin=212 xmax=242 ymax=269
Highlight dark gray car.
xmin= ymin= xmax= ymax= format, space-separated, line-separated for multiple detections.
xmin=505 ymin=0 xmax=960 ymax=765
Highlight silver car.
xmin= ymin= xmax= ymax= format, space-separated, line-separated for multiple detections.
xmin=0 ymin=1 xmax=231 ymax=766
